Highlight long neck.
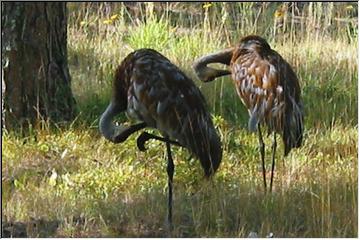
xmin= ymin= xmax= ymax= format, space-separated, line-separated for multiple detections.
xmin=192 ymin=47 xmax=234 ymax=82
xmin=99 ymin=102 xmax=120 ymax=142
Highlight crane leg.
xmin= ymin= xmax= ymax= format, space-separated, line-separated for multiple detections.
xmin=270 ymin=132 xmax=277 ymax=192
xmin=165 ymin=138 xmax=174 ymax=231
xmin=113 ymin=122 xmax=147 ymax=143
xmin=137 ymin=132 xmax=183 ymax=151
xmin=257 ymin=123 xmax=267 ymax=192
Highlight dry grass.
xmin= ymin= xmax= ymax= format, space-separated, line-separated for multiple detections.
xmin=2 ymin=124 xmax=357 ymax=237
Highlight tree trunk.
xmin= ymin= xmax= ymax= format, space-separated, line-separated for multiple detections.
xmin=2 ymin=2 xmax=76 ymax=130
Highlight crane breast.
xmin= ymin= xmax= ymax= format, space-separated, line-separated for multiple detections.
xmin=231 ymin=51 xmax=285 ymax=132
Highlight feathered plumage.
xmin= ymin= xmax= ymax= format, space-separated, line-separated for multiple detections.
xmin=193 ymin=35 xmax=303 ymax=191
xmin=100 ymin=48 xmax=222 ymax=227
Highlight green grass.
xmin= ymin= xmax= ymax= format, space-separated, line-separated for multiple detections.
xmin=2 ymin=123 xmax=357 ymax=237
xmin=2 ymin=2 xmax=358 ymax=237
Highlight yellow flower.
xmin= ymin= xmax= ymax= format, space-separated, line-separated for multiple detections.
xmin=203 ymin=3 xmax=212 ymax=9
xmin=274 ymin=9 xmax=284 ymax=19
xmin=103 ymin=19 xmax=113 ymax=25
xmin=80 ymin=21 xmax=86 ymax=26
xmin=110 ymin=14 xmax=119 ymax=20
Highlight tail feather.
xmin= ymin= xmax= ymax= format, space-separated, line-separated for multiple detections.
xmin=283 ymin=98 xmax=303 ymax=156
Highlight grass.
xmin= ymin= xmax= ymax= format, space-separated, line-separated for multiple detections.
xmin=2 ymin=2 xmax=358 ymax=237
xmin=2 ymin=123 xmax=357 ymax=237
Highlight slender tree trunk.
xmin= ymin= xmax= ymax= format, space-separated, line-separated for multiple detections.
xmin=1 ymin=2 xmax=76 ymax=130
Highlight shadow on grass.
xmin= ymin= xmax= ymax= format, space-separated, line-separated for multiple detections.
xmin=67 ymin=176 xmax=356 ymax=237
xmin=2 ymin=218 xmax=59 ymax=238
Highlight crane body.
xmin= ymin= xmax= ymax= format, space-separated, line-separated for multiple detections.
xmin=193 ymin=35 xmax=303 ymax=192
xmin=100 ymin=48 xmax=222 ymax=228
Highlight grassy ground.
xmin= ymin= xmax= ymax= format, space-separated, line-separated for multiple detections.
xmin=2 ymin=124 xmax=357 ymax=237
xmin=2 ymin=3 xmax=358 ymax=237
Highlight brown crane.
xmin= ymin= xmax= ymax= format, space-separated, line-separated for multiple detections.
xmin=99 ymin=48 xmax=222 ymax=228
xmin=193 ymin=35 xmax=303 ymax=192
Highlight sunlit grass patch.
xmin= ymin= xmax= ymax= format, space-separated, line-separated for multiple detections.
xmin=2 ymin=122 xmax=357 ymax=237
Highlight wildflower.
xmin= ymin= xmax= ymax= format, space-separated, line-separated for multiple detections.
xmin=80 ymin=21 xmax=86 ymax=26
xmin=103 ymin=19 xmax=113 ymax=25
xmin=203 ymin=3 xmax=212 ymax=9
xmin=274 ymin=9 xmax=285 ymax=19
xmin=110 ymin=14 xmax=119 ymax=20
